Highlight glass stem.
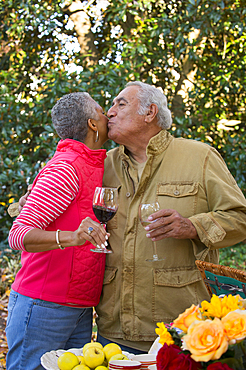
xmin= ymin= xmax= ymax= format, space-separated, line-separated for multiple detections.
xmin=153 ymin=241 xmax=158 ymax=255
xmin=152 ymin=241 xmax=159 ymax=261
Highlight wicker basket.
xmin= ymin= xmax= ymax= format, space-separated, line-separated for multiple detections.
xmin=195 ymin=260 xmax=246 ymax=298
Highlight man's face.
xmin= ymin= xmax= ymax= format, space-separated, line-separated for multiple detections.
xmin=107 ymin=86 xmax=145 ymax=145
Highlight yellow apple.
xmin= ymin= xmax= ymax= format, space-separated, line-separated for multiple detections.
xmin=57 ymin=352 xmax=80 ymax=370
xmin=103 ymin=343 xmax=122 ymax=363
xmin=77 ymin=356 xmax=86 ymax=365
xmin=95 ymin=366 xmax=108 ymax=370
xmin=83 ymin=342 xmax=104 ymax=356
xmin=73 ymin=366 xmax=90 ymax=370
xmin=84 ymin=347 xmax=105 ymax=368
xmin=109 ymin=354 xmax=128 ymax=361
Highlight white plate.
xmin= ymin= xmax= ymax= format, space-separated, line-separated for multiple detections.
xmin=131 ymin=354 xmax=156 ymax=363
xmin=41 ymin=348 xmax=83 ymax=370
xmin=148 ymin=365 xmax=157 ymax=370
xmin=41 ymin=348 xmax=132 ymax=370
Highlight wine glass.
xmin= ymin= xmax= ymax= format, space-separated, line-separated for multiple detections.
xmin=139 ymin=202 xmax=164 ymax=262
xmin=90 ymin=187 xmax=118 ymax=253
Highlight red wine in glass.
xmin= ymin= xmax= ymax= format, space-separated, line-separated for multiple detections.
xmin=91 ymin=187 xmax=118 ymax=253
xmin=92 ymin=206 xmax=117 ymax=224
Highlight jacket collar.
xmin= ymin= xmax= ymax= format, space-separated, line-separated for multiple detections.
xmin=118 ymin=130 xmax=173 ymax=160
xmin=56 ymin=139 xmax=107 ymax=165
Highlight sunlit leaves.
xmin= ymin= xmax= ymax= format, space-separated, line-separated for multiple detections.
xmin=0 ymin=0 xmax=245 ymax=250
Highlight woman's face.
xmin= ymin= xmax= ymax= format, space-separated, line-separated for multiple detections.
xmin=94 ymin=103 xmax=109 ymax=145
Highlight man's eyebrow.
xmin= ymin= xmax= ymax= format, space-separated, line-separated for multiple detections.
xmin=112 ymin=97 xmax=128 ymax=106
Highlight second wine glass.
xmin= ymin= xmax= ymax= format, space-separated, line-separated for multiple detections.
xmin=139 ymin=202 xmax=164 ymax=262
xmin=90 ymin=187 xmax=118 ymax=253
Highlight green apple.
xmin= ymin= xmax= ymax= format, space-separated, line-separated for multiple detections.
xmin=83 ymin=342 xmax=104 ymax=356
xmin=84 ymin=347 xmax=105 ymax=368
xmin=103 ymin=343 xmax=122 ymax=363
xmin=109 ymin=354 xmax=128 ymax=361
xmin=57 ymin=352 xmax=80 ymax=370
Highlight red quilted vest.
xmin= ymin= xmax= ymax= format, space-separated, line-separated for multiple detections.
xmin=12 ymin=139 xmax=107 ymax=307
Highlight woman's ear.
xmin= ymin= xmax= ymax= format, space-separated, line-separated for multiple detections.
xmin=88 ymin=118 xmax=97 ymax=132
xmin=145 ymin=103 xmax=158 ymax=123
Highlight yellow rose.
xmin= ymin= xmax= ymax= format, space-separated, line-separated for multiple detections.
xmin=182 ymin=318 xmax=228 ymax=362
xmin=222 ymin=309 xmax=246 ymax=344
xmin=172 ymin=304 xmax=202 ymax=333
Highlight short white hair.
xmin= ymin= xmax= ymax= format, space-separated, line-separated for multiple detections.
xmin=51 ymin=92 xmax=98 ymax=141
xmin=126 ymin=81 xmax=172 ymax=129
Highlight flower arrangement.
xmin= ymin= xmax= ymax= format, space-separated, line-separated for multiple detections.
xmin=155 ymin=294 xmax=246 ymax=370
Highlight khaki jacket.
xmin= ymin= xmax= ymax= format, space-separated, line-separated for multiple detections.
xmin=96 ymin=130 xmax=246 ymax=351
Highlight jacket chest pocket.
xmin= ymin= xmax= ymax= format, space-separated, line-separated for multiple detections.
xmin=157 ymin=182 xmax=199 ymax=217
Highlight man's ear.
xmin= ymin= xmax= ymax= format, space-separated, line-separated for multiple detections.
xmin=145 ymin=103 xmax=158 ymax=123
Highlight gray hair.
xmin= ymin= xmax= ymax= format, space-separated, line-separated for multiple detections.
xmin=51 ymin=92 xmax=99 ymax=142
xmin=125 ymin=81 xmax=172 ymax=129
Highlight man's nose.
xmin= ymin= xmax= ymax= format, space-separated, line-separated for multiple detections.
xmin=107 ymin=106 xmax=116 ymax=118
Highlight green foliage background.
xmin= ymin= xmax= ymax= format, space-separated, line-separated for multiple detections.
xmin=0 ymin=0 xmax=245 ymax=267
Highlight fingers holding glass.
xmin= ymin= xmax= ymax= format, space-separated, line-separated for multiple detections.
xmin=78 ymin=218 xmax=109 ymax=249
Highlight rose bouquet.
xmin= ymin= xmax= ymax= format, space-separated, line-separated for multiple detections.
xmin=155 ymin=294 xmax=246 ymax=370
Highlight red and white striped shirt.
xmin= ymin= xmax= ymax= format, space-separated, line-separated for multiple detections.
xmin=8 ymin=161 xmax=79 ymax=251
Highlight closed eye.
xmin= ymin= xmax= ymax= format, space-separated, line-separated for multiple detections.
xmin=112 ymin=97 xmax=128 ymax=107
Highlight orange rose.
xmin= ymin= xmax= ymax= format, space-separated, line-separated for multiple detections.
xmin=221 ymin=309 xmax=246 ymax=344
xmin=182 ymin=318 xmax=228 ymax=362
xmin=172 ymin=304 xmax=202 ymax=333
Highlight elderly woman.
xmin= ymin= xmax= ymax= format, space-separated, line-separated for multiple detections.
xmin=6 ymin=92 xmax=109 ymax=370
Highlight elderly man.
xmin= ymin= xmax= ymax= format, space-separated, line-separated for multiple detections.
xmin=95 ymin=81 xmax=246 ymax=353
xmin=17 ymin=81 xmax=246 ymax=354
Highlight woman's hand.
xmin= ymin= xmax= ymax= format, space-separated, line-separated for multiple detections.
xmin=73 ymin=217 xmax=110 ymax=250
xmin=24 ymin=217 xmax=110 ymax=253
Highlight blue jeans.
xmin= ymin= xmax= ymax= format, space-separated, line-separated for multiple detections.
xmin=97 ymin=334 xmax=146 ymax=355
xmin=6 ymin=290 xmax=93 ymax=370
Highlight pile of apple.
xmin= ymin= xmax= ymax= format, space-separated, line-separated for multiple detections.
xmin=57 ymin=342 xmax=128 ymax=370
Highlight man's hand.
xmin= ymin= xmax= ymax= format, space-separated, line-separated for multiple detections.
xmin=8 ymin=184 xmax=32 ymax=217
xmin=144 ymin=208 xmax=198 ymax=240
xmin=18 ymin=184 xmax=32 ymax=213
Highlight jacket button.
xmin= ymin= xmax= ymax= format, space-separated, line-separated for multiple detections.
xmin=174 ymin=190 xmax=180 ymax=196
xmin=126 ymin=192 xmax=131 ymax=198
xmin=124 ymin=267 xmax=132 ymax=273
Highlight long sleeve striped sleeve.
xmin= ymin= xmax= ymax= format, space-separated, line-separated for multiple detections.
xmin=8 ymin=161 xmax=80 ymax=251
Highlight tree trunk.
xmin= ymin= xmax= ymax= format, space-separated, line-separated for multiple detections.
xmin=64 ymin=0 xmax=98 ymax=65
xmin=172 ymin=29 xmax=206 ymax=117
